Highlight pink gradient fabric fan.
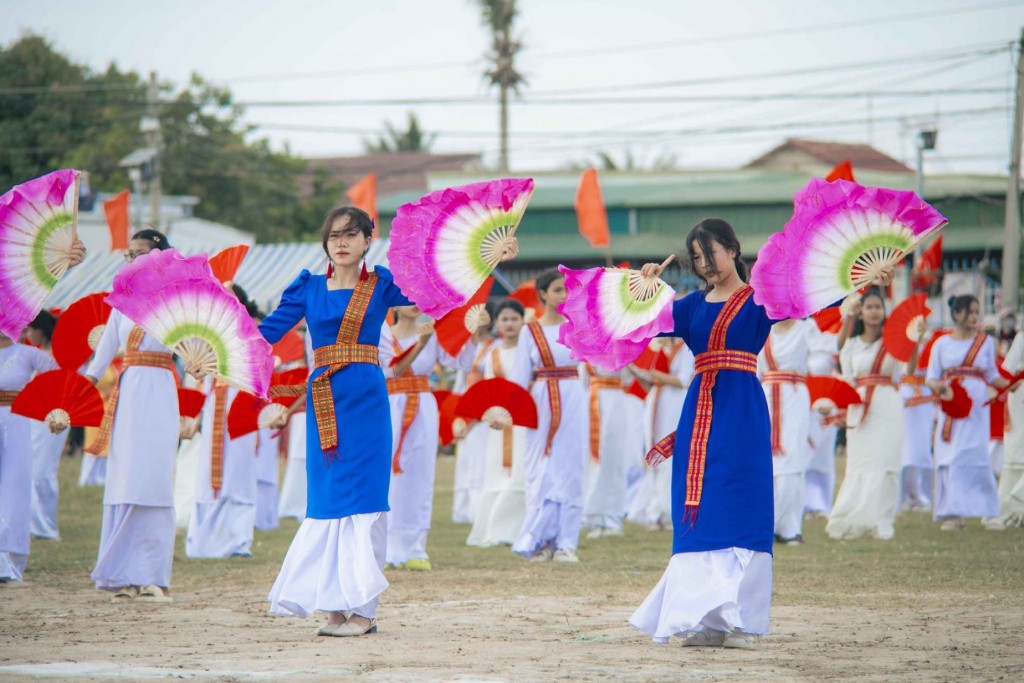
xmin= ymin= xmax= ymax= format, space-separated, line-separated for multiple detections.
xmin=750 ymin=178 xmax=947 ymax=320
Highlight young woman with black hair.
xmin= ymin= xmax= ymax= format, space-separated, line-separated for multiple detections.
xmin=628 ymin=219 xmax=894 ymax=648
xmin=826 ymin=288 xmax=919 ymax=541
xmin=25 ymin=311 xmax=67 ymax=541
xmin=467 ymin=299 xmax=529 ymax=547
xmin=85 ymin=229 xmax=180 ymax=602
xmin=926 ymin=294 xmax=1008 ymax=531
xmin=508 ymin=268 xmax=588 ymax=563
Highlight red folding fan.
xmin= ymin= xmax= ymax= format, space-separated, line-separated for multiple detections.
xmin=455 ymin=377 xmax=538 ymax=429
xmin=917 ymin=329 xmax=951 ymax=371
xmin=272 ymin=328 xmax=306 ymax=367
xmin=508 ymin=279 xmax=544 ymax=319
xmin=209 ymin=244 xmax=250 ymax=285
xmin=435 ymin=390 xmax=461 ymax=446
xmin=51 ymin=292 xmax=112 ymax=370
xmin=940 ymin=380 xmax=972 ymax=419
xmin=626 ymin=379 xmax=648 ymax=401
xmin=813 ymin=307 xmax=843 ymax=334
xmin=435 ymin=278 xmax=493 ymax=356
xmin=227 ymin=392 xmax=296 ymax=439
xmin=177 ymin=388 xmax=207 ymax=419
xmin=806 ymin=375 xmax=863 ymax=411
xmin=12 ymin=369 xmax=105 ymax=429
xmin=633 ymin=345 xmax=669 ymax=373
xmin=883 ymin=293 xmax=932 ymax=363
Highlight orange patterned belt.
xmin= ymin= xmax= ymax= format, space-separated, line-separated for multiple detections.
xmin=944 ymin=367 xmax=987 ymax=382
xmin=694 ymin=350 xmax=758 ymax=376
xmin=588 ymin=375 xmax=623 ymax=463
xmin=210 ymin=382 xmax=229 ymax=495
xmin=855 ymin=374 xmax=896 ymax=389
xmin=314 ymin=343 xmax=379 ymax=369
xmin=387 ymin=375 xmax=431 ymax=474
xmin=901 ymin=374 xmax=936 ymax=408
xmin=763 ymin=371 xmax=805 ymax=455
xmin=533 ymin=367 xmax=579 ymax=380
xmin=0 ymin=391 xmax=17 ymax=407
xmin=87 ymin=327 xmax=175 ymax=457
xmin=762 ymin=371 xmax=805 ymax=385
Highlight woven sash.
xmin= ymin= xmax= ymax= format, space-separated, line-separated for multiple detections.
xmin=311 ymin=273 xmax=379 ymax=457
xmin=762 ymin=333 xmax=806 ymax=456
xmin=466 ymin=339 xmax=494 ymax=388
xmin=650 ymin=341 xmax=685 ymax=439
xmin=386 ymin=339 xmax=430 ymax=475
xmin=527 ymin=322 xmax=570 ymax=456
xmin=940 ymin=333 xmax=987 ymax=443
xmin=586 ymin=364 xmax=623 ymax=463
xmin=86 ymin=326 xmax=175 ymax=457
xmin=0 ymin=391 xmax=17 ymax=407
xmin=851 ymin=341 xmax=890 ymax=428
xmin=491 ymin=347 xmax=514 ymax=469
xmin=209 ymin=382 xmax=229 ymax=494
xmin=900 ymin=374 xmax=937 ymax=408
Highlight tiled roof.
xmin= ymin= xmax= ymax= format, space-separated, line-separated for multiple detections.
xmin=746 ymin=138 xmax=915 ymax=174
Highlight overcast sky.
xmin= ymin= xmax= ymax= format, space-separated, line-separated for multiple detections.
xmin=3 ymin=0 xmax=1022 ymax=175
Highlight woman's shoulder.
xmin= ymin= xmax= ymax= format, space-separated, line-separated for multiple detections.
xmin=371 ymin=265 xmax=396 ymax=284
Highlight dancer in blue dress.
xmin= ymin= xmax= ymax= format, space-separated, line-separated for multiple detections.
xmin=629 ymin=218 xmax=892 ymax=649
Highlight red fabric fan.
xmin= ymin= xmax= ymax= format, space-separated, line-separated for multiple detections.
xmin=455 ymin=377 xmax=538 ymax=429
xmin=509 ymin=279 xmax=544 ymax=319
xmin=273 ymin=367 xmax=308 ymax=387
xmin=435 ymin=278 xmax=493 ymax=356
xmin=883 ymin=293 xmax=931 ymax=362
xmin=940 ymin=380 xmax=972 ymax=419
xmin=272 ymin=329 xmax=306 ymax=366
xmin=806 ymin=375 xmax=863 ymax=410
xmin=435 ymin=390 xmax=461 ymax=446
xmin=626 ymin=379 xmax=648 ymax=401
xmin=177 ymin=388 xmax=206 ymax=419
xmin=633 ymin=345 xmax=669 ymax=373
xmin=813 ymin=307 xmax=843 ymax=334
xmin=917 ymin=329 xmax=951 ymax=371
xmin=227 ymin=392 xmax=296 ymax=439
xmin=51 ymin=292 xmax=112 ymax=370
xmin=209 ymin=244 xmax=250 ymax=285
xmin=12 ymin=369 xmax=105 ymax=428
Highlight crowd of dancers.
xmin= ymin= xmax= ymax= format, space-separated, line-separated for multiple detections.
xmin=1 ymin=209 xmax=1022 ymax=648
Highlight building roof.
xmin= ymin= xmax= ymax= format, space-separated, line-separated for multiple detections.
xmin=299 ymin=152 xmax=482 ymax=196
xmin=746 ymin=138 xmax=915 ymax=174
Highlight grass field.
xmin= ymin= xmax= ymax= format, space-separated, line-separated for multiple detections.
xmin=2 ymin=452 xmax=1023 ymax=682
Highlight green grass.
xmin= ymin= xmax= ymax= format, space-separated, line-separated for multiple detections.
xmin=26 ymin=452 xmax=1024 ymax=611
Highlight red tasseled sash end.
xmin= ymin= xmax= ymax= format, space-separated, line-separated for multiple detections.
xmin=322 ymin=446 xmax=339 ymax=463
xmin=681 ymin=503 xmax=699 ymax=527
xmin=645 ymin=432 xmax=676 ymax=469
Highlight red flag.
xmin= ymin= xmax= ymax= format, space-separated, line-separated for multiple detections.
xmin=825 ymin=160 xmax=855 ymax=183
xmin=912 ymin=236 xmax=943 ymax=292
xmin=574 ymin=168 xmax=610 ymax=248
xmin=346 ymin=173 xmax=378 ymax=237
xmin=103 ymin=190 xmax=130 ymax=251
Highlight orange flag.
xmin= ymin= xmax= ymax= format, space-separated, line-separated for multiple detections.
xmin=346 ymin=173 xmax=378 ymax=237
xmin=825 ymin=160 xmax=855 ymax=183
xmin=574 ymin=168 xmax=610 ymax=248
xmin=103 ymin=190 xmax=130 ymax=251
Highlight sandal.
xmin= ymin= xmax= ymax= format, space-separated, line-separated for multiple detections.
xmin=136 ymin=585 xmax=173 ymax=603
xmin=111 ymin=586 xmax=139 ymax=602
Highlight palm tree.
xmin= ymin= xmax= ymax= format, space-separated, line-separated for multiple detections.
xmin=363 ymin=112 xmax=436 ymax=153
xmin=477 ymin=0 xmax=526 ymax=171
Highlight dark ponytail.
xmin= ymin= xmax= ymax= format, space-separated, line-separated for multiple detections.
xmin=494 ymin=299 xmax=525 ymax=319
xmin=684 ymin=218 xmax=748 ymax=290
xmin=947 ymin=294 xmax=977 ymax=321
xmin=131 ymin=228 xmax=172 ymax=251
xmin=232 ymin=284 xmax=261 ymax=319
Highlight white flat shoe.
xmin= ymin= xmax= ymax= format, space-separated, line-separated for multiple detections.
xmin=529 ymin=547 xmax=553 ymax=562
xmin=552 ymin=549 xmax=580 ymax=563
xmin=327 ymin=619 xmax=377 ymax=637
xmin=681 ymin=630 xmax=725 ymax=647
xmin=723 ymin=632 xmax=760 ymax=649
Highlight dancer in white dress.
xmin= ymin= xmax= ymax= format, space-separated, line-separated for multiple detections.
xmin=759 ymin=318 xmax=813 ymax=544
xmin=0 ymin=334 xmax=59 ymax=581
xmin=255 ymin=426 xmax=281 ymax=531
xmin=509 ymin=269 xmax=588 ymax=563
xmin=277 ymin=333 xmax=313 ymax=522
xmin=25 ymin=312 xmax=68 ymax=540
xmin=582 ymin=362 xmax=633 ymax=538
xmin=999 ymin=331 xmax=1024 ymax=525
xmin=927 ymin=295 xmax=1008 ymax=531
xmin=899 ymin=363 xmax=936 ymax=511
xmin=386 ymin=306 xmax=487 ymax=570
xmin=804 ymin=327 xmax=838 ymax=516
xmin=85 ymin=230 xmax=179 ymax=602
xmin=827 ymin=289 xmax=916 ymax=541
xmin=452 ymin=332 xmax=496 ymax=525
xmin=466 ymin=300 xmax=528 ymax=547
xmin=626 ymin=338 xmax=694 ymax=530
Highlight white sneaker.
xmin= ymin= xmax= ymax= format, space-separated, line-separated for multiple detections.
xmin=602 ymin=527 xmax=624 ymax=537
xmin=585 ymin=528 xmax=604 ymax=540
xmin=528 ymin=547 xmax=553 ymax=562
xmin=552 ymin=549 xmax=580 ymax=563
xmin=681 ymin=630 xmax=725 ymax=647
xmin=940 ymin=518 xmax=965 ymax=531
xmin=983 ymin=517 xmax=1005 ymax=531
xmin=723 ymin=632 xmax=760 ymax=649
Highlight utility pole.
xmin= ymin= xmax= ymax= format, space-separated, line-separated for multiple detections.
xmin=143 ymin=71 xmax=163 ymax=229
xmin=1003 ymin=30 xmax=1024 ymax=312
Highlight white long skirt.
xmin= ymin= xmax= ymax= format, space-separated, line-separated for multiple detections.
xmin=804 ymin=412 xmax=836 ymax=515
xmin=173 ymin=435 xmax=202 ymax=528
xmin=256 ymin=481 xmax=280 ymax=531
xmin=934 ymin=465 xmax=999 ymax=520
xmin=92 ymin=504 xmax=176 ymax=589
xmin=512 ymin=500 xmax=582 ymax=556
xmin=0 ymin=410 xmax=33 ymax=580
xmin=30 ymin=423 xmax=67 ymax=539
xmin=1001 ymin=466 xmax=1024 ymax=525
xmin=78 ymin=453 xmax=106 ymax=487
xmin=387 ymin=394 xmax=439 ymax=565
xmin=466 ymin=426 xmax=526 ymax=548
xmin=774 ymin=473 xmax=804 ymax=539
xmin=826 ymin=389 xmax=903 ymax=540
xmin=185 ymin=499 xmax=256 ymax=558
xmin=626 ymin=458 xmax=673 ymax=528
xmin=630 ymin=549 xmax=772 ymax=642
xmin=452 ymin=421 xmax=489 ymax=524
xmin=269 ymin=513 xmax=387 ymax=620
xmin=278 ymin=415 xmax=307 ymax=521
xmin=0 ymin=551 xmax=27 ymax=581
